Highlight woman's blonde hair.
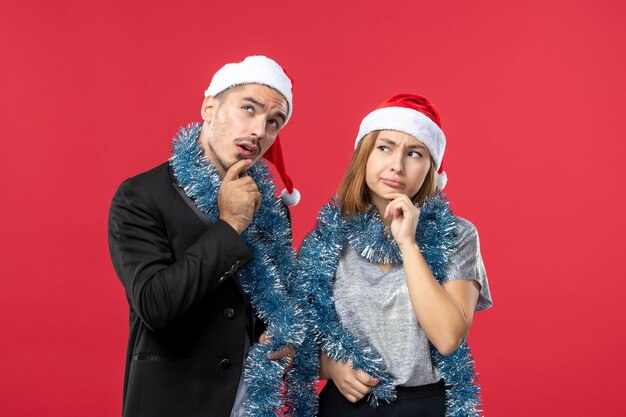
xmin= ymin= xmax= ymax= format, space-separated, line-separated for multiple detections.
xmin=336 ymin=131 xmax=436 ymax=217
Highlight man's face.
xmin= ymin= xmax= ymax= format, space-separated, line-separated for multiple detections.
xmin=200 ymin=84 xmax=289 ymax=177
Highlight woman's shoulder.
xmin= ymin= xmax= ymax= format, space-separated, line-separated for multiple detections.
xmin=454 ymin=216 xmax=478 ymax=235
xmin=452 ymin=216 xmax=479 ymax=243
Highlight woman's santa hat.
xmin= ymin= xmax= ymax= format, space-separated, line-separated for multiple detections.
xmin=204 ymin=55 xmax=300 ymax=206
xmin=355 ymin=93 xmax=448 ymax=190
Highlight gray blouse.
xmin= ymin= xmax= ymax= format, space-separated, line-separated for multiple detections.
xmin=332 ymin=216 xmax=492 ymax=387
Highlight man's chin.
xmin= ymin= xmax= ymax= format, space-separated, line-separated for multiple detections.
xmin=235 ymin=155 xmax=260 ymax=165
xmin=220 ymin=156 xmax=259 ymax=174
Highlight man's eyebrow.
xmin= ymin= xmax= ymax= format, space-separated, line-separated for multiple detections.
xmin=243 ymin=96 xmax=287 ymax=124
xmin=243 ymin=96 xmax=265 ymax=109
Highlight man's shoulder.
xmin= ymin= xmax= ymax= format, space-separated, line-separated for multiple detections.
xmin=124 ymin=161 xmax=171 ymax=185
xmin=113 ymin=161 xmax=176 ymax=205
xmin=118 ymin=162 xmax=173 ymax=192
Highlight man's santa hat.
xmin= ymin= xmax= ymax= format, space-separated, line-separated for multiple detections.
xmin=355 ymin=93 xmax=448 ymax=190
xmin=205 ymin=55 xmax=300 ymax=206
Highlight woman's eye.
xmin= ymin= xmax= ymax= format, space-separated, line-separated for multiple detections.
xmin=408 ymin=150 xmax=422 ymax=158
xmin=377 ymin=145 xmax=390 ymax=152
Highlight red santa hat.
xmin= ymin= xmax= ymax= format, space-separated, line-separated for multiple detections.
xmin=205 ymin=55 xmax=300 ymax=206
xmin=355 ymin=93 xmax=448 ymax=190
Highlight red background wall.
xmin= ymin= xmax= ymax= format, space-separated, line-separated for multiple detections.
xmin=1 ymin=0 xmax=625 ymax=415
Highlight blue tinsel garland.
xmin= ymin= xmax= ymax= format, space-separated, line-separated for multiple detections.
xmin=294 ymin=195 xmax=482 ymax=416
xmin=169 ymin=123 xmax=318 ymax=417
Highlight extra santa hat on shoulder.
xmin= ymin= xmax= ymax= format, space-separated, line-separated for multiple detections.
xmin=204 ymin=55 xmax=300 ymax=206
xmin=355 ymin=93 xmax=448 ymax=190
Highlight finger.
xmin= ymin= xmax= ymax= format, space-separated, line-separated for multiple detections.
xmin=266 ymin=347 xmax=287 ymax=361
xmin=384 ymin=200 xmax=396 ymax=220
xmin=355 ymin=370 xmax=380 ymax=387
xmin=253 ymin=191 xmax=261 ymax=212
xmin=223 ymin=159 xmax=252 ymax=183
xmin=385 ymin=201 xmax=401 ymax=219
xmin=337 ymin=384 xmax=365 ymax=403
xmin=385 ymin=197 xmax=404 ymax=215
xmin=268 ymin=347 xmax=294 ymax=376
xmin=349 ymin=381 xmax=371 ymax=397
xmin=267 ymin=346 xmax=293 ymax=361
xmin=382 ymin=192 xmax=406 ymax=201
xmin=282 ymin=347 xmax=295 ymax=374
xmin=391 ymin=204 xmax=402 ymax=218
xmin=347 ymin=382 xmax=372 ymax=402
xmin=350 ymin=389 xmax=367 ymax=401
xmin=259 ymin=332 xmax=272 ymax=345
xmin=394 ymin=197 xmax=415 ymax=217
xmin=232 ymin=176 xmax=257 ymax=187
xmin=344 ymin=393 xmax=359 ymax=403
xmin=394 ymin=201 xmax=419 ymax=222
xmin=233 ymin=181 xmax=259 ymax=192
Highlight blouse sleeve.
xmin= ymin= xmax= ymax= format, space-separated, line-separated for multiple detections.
xmin=444 ymin=216 xmax=493 ymax=312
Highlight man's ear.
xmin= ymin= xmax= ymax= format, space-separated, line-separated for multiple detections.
xmin=200 ymin=95 xmax=219 ymax=123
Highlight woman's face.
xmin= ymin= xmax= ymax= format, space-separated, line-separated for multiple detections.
xmin=365 ymin=130 xmax=432 ymax=211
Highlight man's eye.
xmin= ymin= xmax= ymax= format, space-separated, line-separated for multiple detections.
xmin=242 ymin=105 xmax=253 ymax=112
xmin=268 ymin=120 xmax=278 ymax=129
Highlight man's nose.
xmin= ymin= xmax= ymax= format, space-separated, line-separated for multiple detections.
xmin=249 ymin=117 xmax=267 ymax=139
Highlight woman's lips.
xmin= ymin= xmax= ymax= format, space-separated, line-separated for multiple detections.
xmin=381 ymin=178 xmax=405 ymax=188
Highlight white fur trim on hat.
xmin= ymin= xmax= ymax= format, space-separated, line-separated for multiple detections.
xmin=204 ymin=55 xmax=293 ymax=125
xmin=280 ymin=187 xmax=301 ymax=206
xmin=355 ymin=107 xmax=446 ymax=171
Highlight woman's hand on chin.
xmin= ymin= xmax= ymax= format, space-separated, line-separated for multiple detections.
xmin=383 ymin=193 xmax=419 ymax=247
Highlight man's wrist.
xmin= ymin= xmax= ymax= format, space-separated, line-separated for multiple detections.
xmin=219 ymin=216 xmax=244 ymax=234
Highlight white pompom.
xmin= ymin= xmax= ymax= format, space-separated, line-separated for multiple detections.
xmin=280 ymin=188 xmax=301 ymax=206
xmin=435 ymin=171 xmax=448 ymax=190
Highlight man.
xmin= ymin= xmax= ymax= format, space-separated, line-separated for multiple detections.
xmin=108 ymin=56 xmax=301 ymax=417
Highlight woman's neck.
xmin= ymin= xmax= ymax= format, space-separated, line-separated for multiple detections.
xmin=369 ymin=192 xmax=391 ymax=227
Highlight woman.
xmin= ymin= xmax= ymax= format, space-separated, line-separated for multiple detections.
xmin=296 ymin=94 xmax=492 ymax=417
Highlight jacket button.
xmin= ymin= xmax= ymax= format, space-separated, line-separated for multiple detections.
xmin=220 ymin=358 xmax=231 ymax=369
xmin=223 ymin=307 xmax=235 ymax=319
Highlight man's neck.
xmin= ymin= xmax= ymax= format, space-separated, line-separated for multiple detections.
xmin=198 ymin=128 xmax=227 ymax=177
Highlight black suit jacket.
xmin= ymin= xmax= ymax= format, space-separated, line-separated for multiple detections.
xmin=108 ymin=162 xmax=266 ymax=417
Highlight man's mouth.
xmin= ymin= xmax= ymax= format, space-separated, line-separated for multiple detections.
xmin=236 ymin=142 xmax=259 ymax=158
